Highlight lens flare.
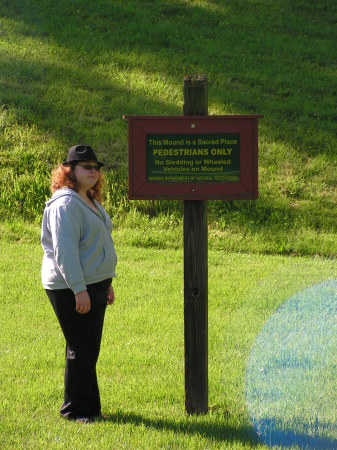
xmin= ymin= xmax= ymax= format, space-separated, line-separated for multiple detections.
xmin=246 ymin=281 xmax=337 ymax=449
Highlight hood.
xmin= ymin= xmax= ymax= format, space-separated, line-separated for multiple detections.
xmin=45 ymin=187 xmax=76 ymax=207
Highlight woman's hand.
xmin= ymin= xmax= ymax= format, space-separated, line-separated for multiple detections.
xmin=75 ymin=290 xmax=91 ymax=314
xmin=107 ymin=285 xmax=115 ymax=305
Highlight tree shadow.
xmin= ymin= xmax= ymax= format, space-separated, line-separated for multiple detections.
xmin=1 ymin=0 xmax=336 ymax=230
xmin=0 ymin=47 xmax=178 ymax=163
xmin=0 ymin=0 xmax=336 ymax=157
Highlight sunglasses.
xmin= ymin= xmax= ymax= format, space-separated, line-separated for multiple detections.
xmin=77 ymin=164 xmax=101 ymax=172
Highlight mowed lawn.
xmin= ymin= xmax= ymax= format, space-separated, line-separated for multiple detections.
xmin=0 ymin=234 xmax=336 ymax=449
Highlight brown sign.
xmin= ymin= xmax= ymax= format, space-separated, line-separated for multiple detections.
xmin=124 ymin=115 xmax=262 ymax=200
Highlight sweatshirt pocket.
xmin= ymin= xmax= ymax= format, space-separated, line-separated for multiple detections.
xmin=81 ymin=248 xmax=106 ymax=276
xmin=96 ymin=243 xmax=117 ymax=277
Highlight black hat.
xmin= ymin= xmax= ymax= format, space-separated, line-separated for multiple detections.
xmin=63 ymin=145 xmax=104 ymax=167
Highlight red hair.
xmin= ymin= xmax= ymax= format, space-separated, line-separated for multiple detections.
xmin=51 ymin=164 xmax=104 ymax=202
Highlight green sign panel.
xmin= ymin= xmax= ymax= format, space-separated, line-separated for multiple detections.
xmin=146 ymin=133 xmax=240 ymax=183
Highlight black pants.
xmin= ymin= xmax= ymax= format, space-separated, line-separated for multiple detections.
xmin=46 ymin=278 xmax=112 ymax=420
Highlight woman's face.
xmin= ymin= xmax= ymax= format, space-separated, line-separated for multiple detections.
xmin=73 ymin=161 xmax=100 ymax=190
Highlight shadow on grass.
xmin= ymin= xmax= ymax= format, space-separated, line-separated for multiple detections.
xmin=99 ymin=411 xmax=337 ymax=448
xmin=251 ymin=418 xmax=337 ymax=449
xmin=0 ymin=0 xmax=336 ymax=156
xmin=101 ymin=410 xmax=259 ymax=447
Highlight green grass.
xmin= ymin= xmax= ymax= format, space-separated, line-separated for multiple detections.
xmin=1 ymin=235 xmax=336 ymax=449
xmin=0 ymin=0 xmax=336 ymax=256
xmin=246 ymin=281 xmax=337 ymax=447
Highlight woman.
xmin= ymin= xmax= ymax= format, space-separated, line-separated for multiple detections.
xmin=41 ymin=144 xmax=117 ymax=423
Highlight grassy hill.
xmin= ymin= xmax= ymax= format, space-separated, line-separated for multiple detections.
xmin=0 ymin=0 xmax=336 ymax=256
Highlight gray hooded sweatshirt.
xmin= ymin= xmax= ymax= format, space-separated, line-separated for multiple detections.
xmin=41 ymin=187 xmax=117 ymax=294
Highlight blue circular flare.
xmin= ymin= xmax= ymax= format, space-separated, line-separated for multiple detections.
xmin=246 ymin=280 xmax=337 ymax=449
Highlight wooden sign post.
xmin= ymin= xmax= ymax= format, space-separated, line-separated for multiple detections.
xmin=183 ymin=75 xmax=208 ymax=414
xmin=124 ymin=78 xmax=262 ymax=415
